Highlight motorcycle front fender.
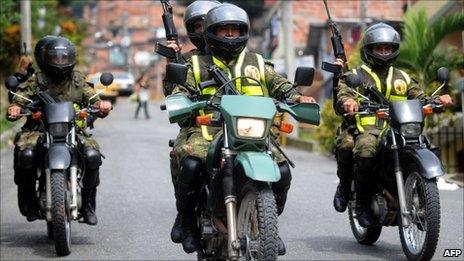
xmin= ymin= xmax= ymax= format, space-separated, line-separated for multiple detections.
xmin=47 ymin=144 xmax=71 ymax=170
xmin=235 ymin=152 xmax=280 ymax=182
xmin=401 ymin=148 xmax=445 ymax=179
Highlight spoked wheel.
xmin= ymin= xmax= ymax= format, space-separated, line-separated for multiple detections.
xmin=237 ymin=183 xmax=278 ymax=261
xmin=51 ymin=170 xmax=72 ymax=256
xmin=399 ymin=172 xmax=440 ymax=261
xmin=348 ymin=199 xmax=382 ymax=245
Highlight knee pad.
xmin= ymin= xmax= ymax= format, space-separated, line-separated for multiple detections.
xmin=179 ymin=156 xmax=202 ymax=185
xmin=84 ymin=148 xmax=102 ymax=170
xmin=274 ymin=162 xmax=292 ymax=191
xmin=18 ymin=148 xmax=36 ymax=170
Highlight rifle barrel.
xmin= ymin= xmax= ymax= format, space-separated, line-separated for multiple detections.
xmin=323 ymin=0 xmax=332 ymax=21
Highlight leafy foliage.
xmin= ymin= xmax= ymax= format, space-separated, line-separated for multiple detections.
xmin=0 ymin=0 xmax=89 ymax=80
xmin=397 ymin=8 xmax=464 ymax=90
xmin=315 ymin=99 xmax=342 ymax=153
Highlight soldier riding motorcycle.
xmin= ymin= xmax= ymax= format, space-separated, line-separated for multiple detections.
xmin=162 ymin=62 xmax=320 ymax=260
xmin=6 ymin=36 xmax=112 ymax=256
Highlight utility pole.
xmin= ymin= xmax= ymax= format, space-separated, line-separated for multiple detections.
xmin=281 ymin=1 xmax=298 ymax=141
xmin=21 ymin=0 xmax=32 ymax=54
xmin=282 ymin=1 xmax=295 ymax=80
xmin=360 ymin=0 xmax=367 ymax=29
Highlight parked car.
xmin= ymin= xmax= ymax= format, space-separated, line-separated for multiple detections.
xmin=86 ymin=73 xmax=119 ymax=104
xmin=112 ymin=71 xmax=135 ymax=96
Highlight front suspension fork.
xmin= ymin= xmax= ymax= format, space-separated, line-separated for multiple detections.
xmin=222 ymin=123 xmax=240 ymax=259
xmin=390 ymin=129 xmax=410 ymax=227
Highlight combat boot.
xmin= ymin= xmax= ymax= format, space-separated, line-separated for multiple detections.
xmin=180 ymin=212 xmax=200 ymax=253
xmin=81 ymin=188 xmax=98 ymax=225
xmin=171 ymin=213 xmax=183 ymax=243
xmin=333 ymin=179 xmax=351 ymax=212
xmin=333 ymin=149 xmax=354 ymax=212
xmin=355 ymin=193 xmax=374 ymax=228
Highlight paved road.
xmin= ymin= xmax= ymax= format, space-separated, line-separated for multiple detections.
xmin=1 ymin=98 xmax=463 ymax=260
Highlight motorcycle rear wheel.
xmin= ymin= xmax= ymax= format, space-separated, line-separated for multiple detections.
xmin=51 ymin=170 xmax=72 ymax=256
xmin=348 ymin=200 xmax=382 ymax=245
xmin=399 ymin=173 xmax=440 ymax=261
xmin=237 ymin=183 xmax=278 ymax=261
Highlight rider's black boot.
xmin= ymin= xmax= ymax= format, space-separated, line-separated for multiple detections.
xmin=81 ymin=168 xmax=99 ymax=225
xmin=354 ymin=156 xmax=375 ymax=228
xmin=15 ymin=148 xmax=40 ymax=222
xmin=333 ymin=179 xmax=351 ymax=212
xmin=180 ymin=211 xmax=200 ymax=253
xmin=176 ymin=157 xmax=202 ymax=253
xmin=82 ymin=188 xmax=98 ymax=225
xmin=171 ymin=213 xmax=183 ymax=243
xmin=333 ymin=149 xmax=354 ymax=212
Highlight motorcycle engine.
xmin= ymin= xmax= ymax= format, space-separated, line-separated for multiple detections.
xmin=371 ymin=193 xmax=388 ymax=225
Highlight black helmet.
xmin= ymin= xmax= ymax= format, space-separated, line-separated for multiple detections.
xmin=34 ymin=35 xmax=76 ymax=80
xmin=204 ymin=4 xmax=249 ymax=61
xmin=361 ymin=23 xmax=400 ymax=68
xmin=184 ymin=0 xmax=221 ymax=53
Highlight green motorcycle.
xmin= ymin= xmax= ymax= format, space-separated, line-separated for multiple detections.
xmin=162 ymin=64 xmax=320 ymax=260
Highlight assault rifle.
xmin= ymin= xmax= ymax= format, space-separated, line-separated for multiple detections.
xmin=321 ymin=0 xmax=349 ymax=114
xmin=155 ymin=0 xmax=183 ymax=62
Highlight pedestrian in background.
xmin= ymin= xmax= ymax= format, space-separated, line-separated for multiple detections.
xmin=134 ymin=73 xmax=150 ymax=119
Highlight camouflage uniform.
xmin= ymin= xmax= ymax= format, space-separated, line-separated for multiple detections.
xmin=337 ymin=64 xmax=425 ymax=157
xmin=171 ymin=50 xmax=301 ymax=167
xmin=11 ymin=71 xmax=101 ymax=153
xmin=165 ymin=48 xmax=203 ymax=188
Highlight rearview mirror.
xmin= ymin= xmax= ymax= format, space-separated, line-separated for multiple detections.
xmin=437 ymin=67 xmax=449 ymax=83
xmin=165 ymin=63 xmax=188 ymax=85
xmin=294 ymin=67 xmax=314 ymax=87
xmin=345 ymin=74 xmax=361 ymax=88
xmin=100 ymin=72 xmax=114 ymax=86
xmin=5 ymin=75 xmax=19 ymax=92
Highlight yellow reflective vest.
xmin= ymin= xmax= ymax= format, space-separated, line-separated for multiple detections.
xmin=191 ymin=51 xmax=269 ymax=140
xmin=352 ymin=64 xmax=411 ymax=133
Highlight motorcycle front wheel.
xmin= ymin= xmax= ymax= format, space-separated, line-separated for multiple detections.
xmin=399 ymin=172 xmax=440 ymax=261
xmin=237 ymin=183 xmax=278 ymax=261
xmin=51 ymin=170 xmax=72 ymax=256
xmin=348 ymin=200 xmax=382 ymax=245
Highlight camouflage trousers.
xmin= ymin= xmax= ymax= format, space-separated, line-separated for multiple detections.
xmin=14 ymin=129 xmax=100 ymax=152
xmin=335 ymin=126 xmax=380 ymax=158
xmin=170 ymin=126 xmax=286 ymax=181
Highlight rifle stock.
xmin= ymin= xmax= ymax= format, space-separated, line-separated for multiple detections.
xmin=321 ymin=0 xmax=349 ymax=113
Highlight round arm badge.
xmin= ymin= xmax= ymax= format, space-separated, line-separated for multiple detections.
xmin=394 ymin=79 xmax=407 ymax=95
xmin=244 ymin=65 xmax=261 ymax=83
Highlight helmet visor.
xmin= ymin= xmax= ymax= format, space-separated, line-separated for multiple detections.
xmin=44 ymin=49 xmax=76 ymax=67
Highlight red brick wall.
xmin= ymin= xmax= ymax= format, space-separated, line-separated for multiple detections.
xmin=271 ymin=0 xmax=408 ymax=46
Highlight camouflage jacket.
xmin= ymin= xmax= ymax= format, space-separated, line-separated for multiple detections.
xmin=10 ymin=71 xmax=100 ymax=130
xmin=11 ymin=70 xmax=100 ymax=108
xmin=337 ymin=64 xmax=425 ymax=133
xmin=172 ymin=51 xmax=301 ymax=101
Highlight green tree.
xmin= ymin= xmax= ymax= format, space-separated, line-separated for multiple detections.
xmin=315 ymin=99 xmax=342 ymax=153
xmin=396 ymin=8 xmax=464 ymax=90
xmin=0 ymin=0 xmax=88 ymax=80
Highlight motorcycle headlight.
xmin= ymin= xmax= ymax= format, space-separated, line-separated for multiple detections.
xmin=49 ymin=123 xmax=70 ymax=138
xmin=400 ymin=123 xmax=421 ymax=138
xmin=236 ymin=118 xmax=266 ymax=138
